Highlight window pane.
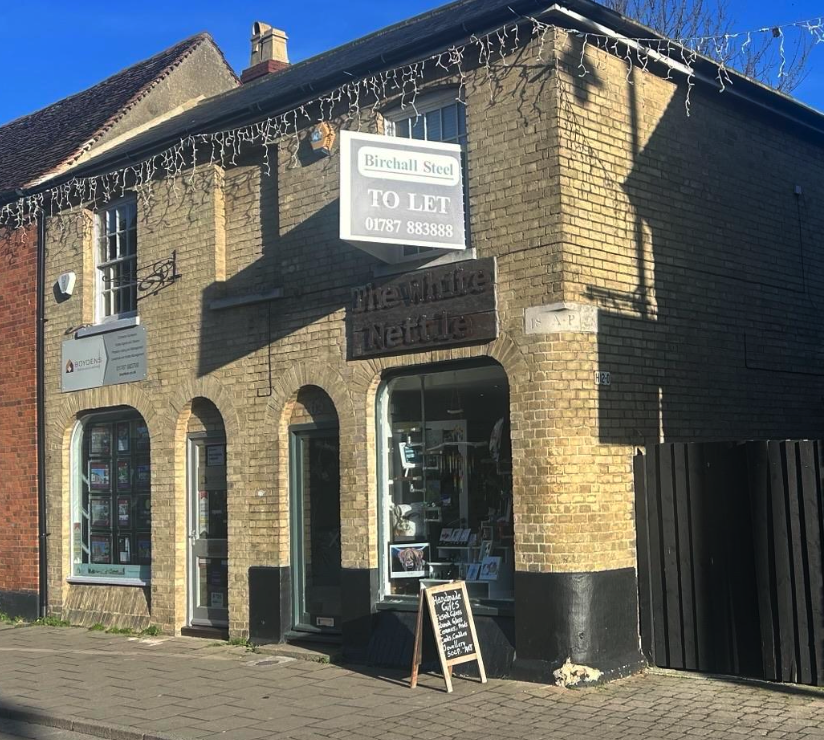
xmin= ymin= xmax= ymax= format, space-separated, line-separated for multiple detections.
xmin=425 ymin=110 xmax=442 ymax=142
xmin=410 ymin=115 xmax=425 ymax=140
xmin=395 ymin=119 xmax=410 ymax=138
xmin=381 ymin=365 xmax=513 ymax=601
xmin=75 ymin=414 xmax=151 ymax=580
xmin=442 ymin=104 xmax=459 ymax=142
xmin=98 ymin=201 xmax=137 ymax=318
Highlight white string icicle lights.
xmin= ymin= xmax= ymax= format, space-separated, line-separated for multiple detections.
xmin=2 ymin=12 xmax=822 ymax=231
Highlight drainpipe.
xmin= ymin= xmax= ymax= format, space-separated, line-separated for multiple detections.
xmin=36 ymin=215 xmax=48 ymax=618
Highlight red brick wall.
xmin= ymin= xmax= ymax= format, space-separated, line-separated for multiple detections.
xmin=0 ymin=224 xmax=39 ymax=601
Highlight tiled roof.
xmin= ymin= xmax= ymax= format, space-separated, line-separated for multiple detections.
xmin=0 ymin=33 xmax=221 ymax=193
xmin=55 ymin=0 xmax=553 ymax=174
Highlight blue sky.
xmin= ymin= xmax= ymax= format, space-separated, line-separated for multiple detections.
xmin=1 ymin=0 xmax=824 ymax=126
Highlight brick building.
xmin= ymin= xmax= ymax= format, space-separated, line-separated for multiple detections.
xmin=0 ymin=33 xmax=237 ymax=619
xmin=31 ymin=0 xmax=824 ymax=680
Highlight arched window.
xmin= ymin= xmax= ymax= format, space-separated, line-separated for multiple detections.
xmin=70 ymin=410 xmax=151 ymax=583
xmin=377 ymin=362 xmax=513 ymax=604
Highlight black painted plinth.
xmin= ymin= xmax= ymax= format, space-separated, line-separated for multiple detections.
xmin=512 ymin=568 xmax=644 ymax=683
xmin=367 ymin=608 xmax=516 ymax=678
xmin=340 ymin=567 xmax=378 ymax=661
xmin=0 ymin=589 xmax=38 ymax=621
xmin=248 ymin=566 xmax=291 ymax=643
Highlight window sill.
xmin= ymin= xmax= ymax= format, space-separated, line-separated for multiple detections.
xmin=75 ymin=316 xmax=140 ymax=338
xmin=67 ymin=576 xmax=149 ymax=587
xmin=376 ymin=597 xmax=513 ymax=618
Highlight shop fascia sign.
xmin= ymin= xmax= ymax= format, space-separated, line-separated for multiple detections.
xmin=61 ymin=325 xmax=147 ymax=393
xmin=340 ymin=130 xmax=466 ymax=263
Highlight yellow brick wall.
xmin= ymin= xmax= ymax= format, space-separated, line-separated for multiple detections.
xmin=42 ymin=27 xmax=824 ymax=635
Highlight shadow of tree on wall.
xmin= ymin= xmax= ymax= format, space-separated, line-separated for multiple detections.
xmin=557 ymin=39 xmax=824 ymax=686
xmin=194 ymin=41 xmax=555 ymax=381
xmin=558 ymin=47 xmax=824 ymax=446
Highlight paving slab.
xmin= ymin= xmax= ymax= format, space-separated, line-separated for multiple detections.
xmin=2 ymin=625 xmax=824 ymax=739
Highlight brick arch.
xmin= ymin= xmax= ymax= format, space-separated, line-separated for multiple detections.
xmin=164 ymin=382 xmax=241 ymax=634
xmin=48 ymin=387 xmax=159 ymax=628
xmin=50 ymin=384 xmax=160 ymax=447
xmin=266 ymin=361 xmax=367 ymax=569
xmin=164 ymin=376 xmax=240 ymax=441
xmin=267 ymin=361 xmax=356 ymax=426
xmin=344 ymin=329 xmax=529 ymax=571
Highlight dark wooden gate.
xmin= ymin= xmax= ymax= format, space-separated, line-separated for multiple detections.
xmin=635 ymin=440 xmax=824 ymax=685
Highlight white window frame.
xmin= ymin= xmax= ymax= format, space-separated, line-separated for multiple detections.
xmin=95 ymin=196 xmax=138 ymax=324
xmin=382 ymin=89 xmax=469 ymax=264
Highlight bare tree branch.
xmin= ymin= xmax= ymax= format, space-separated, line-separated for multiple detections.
xmin=602 ymin=0 xmax=811 ymax=92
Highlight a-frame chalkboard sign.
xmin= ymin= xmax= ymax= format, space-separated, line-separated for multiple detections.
xmin=409 ymin=581 xmax=487 ymax=692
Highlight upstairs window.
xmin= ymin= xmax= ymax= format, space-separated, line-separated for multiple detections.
xmin=384 ymin=90 xmax=467 ymax=147
xmin=96 ymin=198 xmax=137 ymax=321
xmin=384 ymin=90 xmax=468 ymax=261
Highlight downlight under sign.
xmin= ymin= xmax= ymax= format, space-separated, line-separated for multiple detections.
xmin=340 ymin=130 xmax=466 ymax=262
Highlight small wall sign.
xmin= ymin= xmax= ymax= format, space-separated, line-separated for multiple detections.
xmin=524 ymin=302 xmax=598 ymax=334
xmin=61 ymin=326 xmax=147 ymax=393
xmin=595 ymin=371 xmax=611 ymax=386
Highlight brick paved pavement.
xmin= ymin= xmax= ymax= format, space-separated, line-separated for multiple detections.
xmin=1 ymin=624 xmax=824 ymax=740
xmin=0 ymin=717 xmax=104 ymax=740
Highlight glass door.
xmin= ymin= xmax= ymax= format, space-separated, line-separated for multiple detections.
xmin=290 ymin=428 xmax=341 ymax=632
xmin=188 ymin=437 xmax=228 ymax=627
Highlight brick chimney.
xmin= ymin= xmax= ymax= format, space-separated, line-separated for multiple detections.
xmin=241 ymin=22 xmax=289 ymax=84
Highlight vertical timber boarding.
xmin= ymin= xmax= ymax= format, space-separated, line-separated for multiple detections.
xmin=635 ymin=440 xmax=824 ymax=686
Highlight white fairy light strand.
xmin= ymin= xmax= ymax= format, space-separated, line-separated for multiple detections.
xmin=2 ymin=13 xmax=822 ymax=231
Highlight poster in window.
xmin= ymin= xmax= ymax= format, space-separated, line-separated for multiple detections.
xmin=136 ymin=495 xmax=151 ymax=528
xmin=479 ymin=556 xmax=501 ymax=581
xmin=90 ymin=497 xmax=111 ymax=528
xmin=90 ymin=535 xmax=111 ymax=563
xmin=206 ymin=444 xmax=225 ymax=467
xmin=116 ymin=422 xmax=130 ymax=453
xmin=117 ymin=496 xmax=130 ymax=527
xmin=89 ymin=426 xmax=111 ymax=456
xmin=117 ymin=460 xmax=130 ymax=490
xmin=137 ymin=535 xmax=151 ymax=564
xmin=198 ymin=491 xmax=209 ymax=537
xmin=118 ymin=535 xmax=132 ymax=564
xmin=135 ymin=424 xmax=149 ymax=451
xmin=135 ymin=462 xmax=150 ymax=489
xmin=89 ymin=462 xmax=110 ymax=491
xmin=389 ymin=543 xmax=429 ymax=579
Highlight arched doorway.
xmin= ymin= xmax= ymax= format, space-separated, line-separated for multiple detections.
xmin=289 ymin=387 xmax=341 ymax=634
xmin=186 ymin=399 xmax=228 ymax=630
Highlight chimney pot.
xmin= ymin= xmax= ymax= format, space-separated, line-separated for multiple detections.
xmin=242 ymin=21 xmax=289 ymax=83
xmin=250 ymin=22 xmax=288 ymax=66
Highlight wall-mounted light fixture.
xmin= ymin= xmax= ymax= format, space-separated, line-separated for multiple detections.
xmin=309 ymin=122 xmax=335 ymax=156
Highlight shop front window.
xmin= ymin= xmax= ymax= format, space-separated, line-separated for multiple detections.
xmin=71 ymin=410 xmax=151 ymax=582
xmin=378 ymin=363 xmax=513 ymax=603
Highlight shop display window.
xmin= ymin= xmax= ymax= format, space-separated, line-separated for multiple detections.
xmin=72 ymin=411 xmax=151 ymax=581
xmin=378 ymin=363 xmax=513 ymax=603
